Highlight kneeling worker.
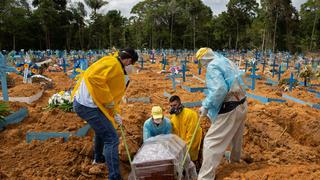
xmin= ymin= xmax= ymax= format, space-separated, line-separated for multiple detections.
xmin=143 ymin=106 xmax=172 ymax=142
xmin=169 ymin=95 xmax=202 ymax=161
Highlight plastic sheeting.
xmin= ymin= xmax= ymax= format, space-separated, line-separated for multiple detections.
xmin=129 ymin=134 xmax=197 ymax=180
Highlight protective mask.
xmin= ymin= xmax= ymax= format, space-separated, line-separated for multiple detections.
xmin=153 ymin=118 xmax=163 ymax=125
xmin=201 ymin=59 xmax=211 ymax=67
xmin=125 ymin=65 xmax=134 ymax=74
xmin=169 ymin=104 xmax=184 ymax=115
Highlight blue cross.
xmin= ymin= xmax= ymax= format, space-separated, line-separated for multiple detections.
xmin=180 ymin=57 xmax=189 ymax=71
xmin=245 ymin=59 xmax=250 ymax=72
xmin=261 ymin=57 xmax=267 ymax=72
xmin=0 ymin=53 xmax=18 ymax=101
xmin=181 ymin=64 xmax=186 ymax=82
xmin=255 ymin=51 xmax=259 ymax=61
xmin=249 ymin=61 xmax=261 ymax=90
xmin=271 ymin=55 xmax=279 ymax=77
xmin=277 ymin=64 xmax=285 ymax=81
xmin=161 ymin=53 xmax=168 ymax=70
xmin=295 ymin=63 xmax=301 ymax=76
xmin=78 ymin=59 xmax=88 ymax=71
xmin=289 ymin=72 xmax=296 ymax=92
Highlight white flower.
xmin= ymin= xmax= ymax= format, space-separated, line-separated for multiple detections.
xmin=57 ymin=96 xmax=64 ymax=104
xmin=48 ymin=97 xmax=53 ymax=105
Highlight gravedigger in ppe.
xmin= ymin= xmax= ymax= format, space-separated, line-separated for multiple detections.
xmin=196 ymin=47 xmax=248 ymax=180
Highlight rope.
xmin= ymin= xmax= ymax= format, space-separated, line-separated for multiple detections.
xmin=119 ymin=124 xmax=132 ymax=164
xmin=181 ymin=116 xmax=201 ymax=167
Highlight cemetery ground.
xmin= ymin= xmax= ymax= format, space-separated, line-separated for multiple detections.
xmin=0 ymin=54 xmax=320 ymax=179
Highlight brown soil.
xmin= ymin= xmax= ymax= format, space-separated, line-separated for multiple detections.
xmin=0 ymin=73 xmax=43 ymax=97
xmin=245 ymin=78 xmax=284 ymax=99
xmin=0 ymin=56 xmax=319 ymax=179
xmin=286 ymin=87 xmax=320 ymax=104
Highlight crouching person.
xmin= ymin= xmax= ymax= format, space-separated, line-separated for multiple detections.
xmin=143 ymin=106 xmax=172 ymax=142
xmin=169 ymin=95 xmax=202 ymax=162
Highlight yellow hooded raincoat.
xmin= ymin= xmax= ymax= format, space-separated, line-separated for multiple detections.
xmin=170 ymin=108 xmax=202 ymax=161
xmin=72 ymin=55 xmax=125 ymax=128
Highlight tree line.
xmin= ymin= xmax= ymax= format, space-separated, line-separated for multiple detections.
xmin=0 ymin=0 xmax=319 ymax=52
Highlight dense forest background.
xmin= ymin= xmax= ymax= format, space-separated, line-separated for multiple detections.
xmin=0 ymin=0 xmax=319 ymax=52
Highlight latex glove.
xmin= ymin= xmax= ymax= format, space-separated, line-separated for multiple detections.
xmin=199 ymin=106 xmax=208 ymax=117
xmin=114 ymin=113 xmax=123 ymax=125
xmin=105 ymin=101 xmax=114 ymax=109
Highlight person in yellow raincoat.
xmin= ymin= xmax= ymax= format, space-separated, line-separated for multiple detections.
xmin=169 ymin=95 xmax=202 ymax=161
xmin=72 ymin=48 xmax=138 ymax=180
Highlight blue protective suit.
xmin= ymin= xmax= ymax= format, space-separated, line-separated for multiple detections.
xmin=202 ymin=52 xmax=243 ymax=122
xmin=143 ymin=117 xmax=172 ymax=142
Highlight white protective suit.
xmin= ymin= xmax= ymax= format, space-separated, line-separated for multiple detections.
xmin=198 ymin=51 xmax=247 ymax=180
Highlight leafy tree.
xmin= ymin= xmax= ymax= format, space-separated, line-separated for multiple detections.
xmin=84 ymin=0 xmax=108 ymax=18
xmin=226 ymin=0 xmax=258 ymax=49
xmin=69 ymin=2 xmax=87 ymax=49
xmin=300 ymin=0 xmax=320 ymax=51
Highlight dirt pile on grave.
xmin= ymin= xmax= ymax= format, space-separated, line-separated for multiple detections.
xmin=0 ymin=73 xmax=43 ymax=97
xmin=215 ymin=99 xmax=320 ymax=179
xmin=0 ymin=57 xmax=320 ymax=179
xmin=0 ymin=136 xmax=111 ymax=179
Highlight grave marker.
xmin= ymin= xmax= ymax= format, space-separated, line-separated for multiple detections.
xmin=289 ymin=72 xmax=295 ymax=92
xmin=182 ymin=64 xmax=186 ymax=82
xmin=271 ymin=55 xmax=279 ymax=77
xmin=0 ymin=53 xmax=18 ymax=101
xmin=277 ymin=64 xmax=285 ymax=81
xmin=249 ymin=61 xmax=261 ymax=90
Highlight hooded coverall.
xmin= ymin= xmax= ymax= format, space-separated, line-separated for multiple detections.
xmin=198 ymin=52 xmax=247 ymax=180
xmin=170 ymin=108 xmax=202 ymax=161
xmin=143 ymin=117 xmax=172 ymax=142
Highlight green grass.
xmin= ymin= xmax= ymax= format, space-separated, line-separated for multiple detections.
xmin=0 ymin=102 xmax=11 ymax=122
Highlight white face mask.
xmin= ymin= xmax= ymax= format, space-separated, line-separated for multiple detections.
xmin=125 ymin=65 xmax=134 ymax=74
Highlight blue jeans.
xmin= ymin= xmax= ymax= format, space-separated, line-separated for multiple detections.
xmin=73 ymin=100 xmax=121 ymax=180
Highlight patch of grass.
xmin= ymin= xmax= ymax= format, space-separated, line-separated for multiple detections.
xmin=0 ymin=102 xmax=11 ymax=122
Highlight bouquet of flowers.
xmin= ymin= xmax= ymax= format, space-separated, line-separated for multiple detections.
xmin=48 ymin=91 xmax=73 ymax=112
